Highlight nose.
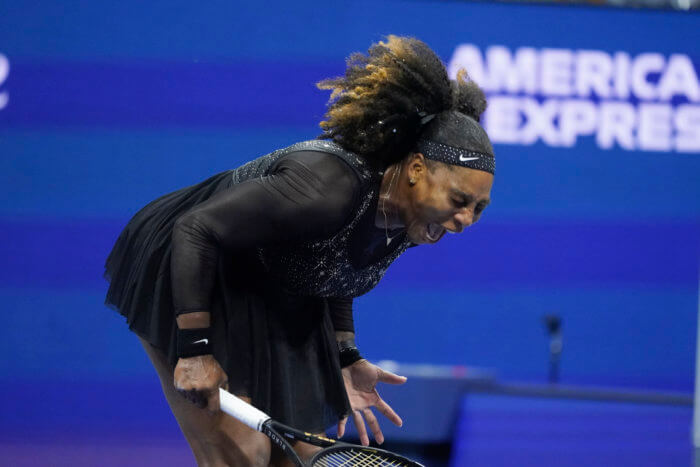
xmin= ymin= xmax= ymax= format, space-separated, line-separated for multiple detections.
xmin=447 ymin=209 xmax=474 ymax=234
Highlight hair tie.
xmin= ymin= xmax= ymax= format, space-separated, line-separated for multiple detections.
xmin=417 ymin=111 xmax=437 ymax=126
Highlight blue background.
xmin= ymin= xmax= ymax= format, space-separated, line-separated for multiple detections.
xmin=1 ymin=1 xmax=698 ymax=465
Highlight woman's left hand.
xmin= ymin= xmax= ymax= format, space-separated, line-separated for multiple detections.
xmin=337 ymin=359 xmax=407 ymax=446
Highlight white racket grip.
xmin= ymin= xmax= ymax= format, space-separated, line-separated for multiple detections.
xmin=218 ymin=388 xmax=270 ymax=431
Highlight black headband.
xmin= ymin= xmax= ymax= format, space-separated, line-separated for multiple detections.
xmin=415 ymin=139 xmax=495 ymax=175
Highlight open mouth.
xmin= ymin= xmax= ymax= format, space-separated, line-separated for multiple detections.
xmin=426 ymin=223 xmax=444 ymax=242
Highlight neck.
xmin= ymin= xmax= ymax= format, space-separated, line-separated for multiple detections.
xmin=375 ymin=164 xmax=404 ymax=230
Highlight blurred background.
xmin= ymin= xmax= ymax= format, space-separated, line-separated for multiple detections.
xmin=1 ymin=1 xmax=698 ymax=466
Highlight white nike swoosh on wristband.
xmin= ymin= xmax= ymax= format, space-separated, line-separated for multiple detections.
xmin=459 ymin=155 xmax=480 ymax=162
xmin=192 ymin=338 xmax=209 ymax=345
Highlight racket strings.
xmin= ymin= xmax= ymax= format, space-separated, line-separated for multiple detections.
xmin=312 ymin=448 xmax=413 ymax=466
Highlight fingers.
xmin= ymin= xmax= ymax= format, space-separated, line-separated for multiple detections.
xmin=377 ymin=368 xmax=407 ymax=385
xmin=375 ymin=397 xmax=403 ymax=427
xmin=337 ymin=416 xmax=348 ymax=438
xmin=362 ymin=408 xmax=384 ymax=445
xmin=207 ymin=387 xmax=220 ymax=413
xmin=352 ymin=409 xmax=370 ymax=446
xmin=348 ymin=409 xmax=384 ymax=445
xmin=208 ymin=378 xmax=229 ymax=413
xmin=178 ymin=388 xmax=207 ymax=408
xmin=176 ymin=375 xmax=229 ymax=412
xmin=178 ymin=384 xmax=228 ymax=412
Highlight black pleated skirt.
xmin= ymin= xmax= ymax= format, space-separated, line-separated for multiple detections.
xmin=103 ymin=169 xmax=350 ymax=432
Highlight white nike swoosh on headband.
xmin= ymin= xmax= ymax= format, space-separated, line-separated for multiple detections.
xmin=459 ymin=155 xmax=480 ymax=162
xmin=192 ymin=338 xmax=209 ymax=345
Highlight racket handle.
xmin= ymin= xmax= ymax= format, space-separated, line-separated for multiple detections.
xmin=219 ymin=388 xmax=271 ymax=431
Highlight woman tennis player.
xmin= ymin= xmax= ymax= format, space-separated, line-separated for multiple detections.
xmin=104 ymin=35 xmax=494 ymax=466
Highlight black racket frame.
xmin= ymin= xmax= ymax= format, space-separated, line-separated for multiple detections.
xmin=260 ymin=419 xmax=423 ymax=466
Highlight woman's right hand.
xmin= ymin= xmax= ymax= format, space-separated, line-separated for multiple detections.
xmin=173 ymin=354 xmax=229 ymax=413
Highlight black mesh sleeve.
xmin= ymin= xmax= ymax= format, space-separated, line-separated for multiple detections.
xmin=327 ymin=297 xmax=354 ymax=333
xmin=170 ymin=151 xmax=360 ymax=315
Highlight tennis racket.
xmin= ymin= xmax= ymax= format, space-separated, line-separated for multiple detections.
xmin=218 ymin=388 xmax=424 ymax=466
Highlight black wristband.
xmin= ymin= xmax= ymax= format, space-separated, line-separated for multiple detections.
xmin=339 ymin=347 xmax=363 ymax=368
xmin=337 ymin=338 xmax=357 ymax=351
xmin=176 ymin=327 xmax=213 ymax=358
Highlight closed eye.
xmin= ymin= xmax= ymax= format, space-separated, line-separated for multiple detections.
xmin=452 ymin=198 xmax=468 ymax=208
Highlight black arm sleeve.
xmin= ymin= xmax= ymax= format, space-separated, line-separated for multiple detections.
xmin=170 ymin=151 xmax=360 ymax=316
xmin=327 ymin=297 xmax=354 ymax=333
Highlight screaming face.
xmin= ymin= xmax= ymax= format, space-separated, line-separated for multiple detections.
xmin=381 ymin=153 xmax=493 ymax=245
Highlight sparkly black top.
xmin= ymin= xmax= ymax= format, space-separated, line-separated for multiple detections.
xmin=170 ymin=140 xmax=414 ymax=333
xmin=256 ymin=141 xmax=412 ymax=298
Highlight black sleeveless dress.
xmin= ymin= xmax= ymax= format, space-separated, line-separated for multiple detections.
xmin=103 ymin=139 xmax=413 ymax=432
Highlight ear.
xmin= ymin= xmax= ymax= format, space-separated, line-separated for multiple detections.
xmin=407 ymin=152 xmax=427 ymax=183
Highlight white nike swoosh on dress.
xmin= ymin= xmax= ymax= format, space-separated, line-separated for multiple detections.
xmin=459 ymin=156 xmax=480 ymax=162
xmin=192 ymin=338 xmax=209 ymax=345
